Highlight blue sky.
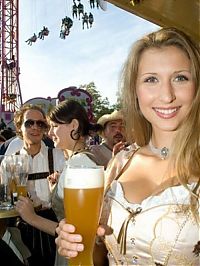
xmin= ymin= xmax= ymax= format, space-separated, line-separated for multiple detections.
xmin=19 ymin=0 xmax=159 ymax=105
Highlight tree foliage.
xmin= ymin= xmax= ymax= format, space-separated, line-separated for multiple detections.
xmin=79 ymin=82 xmax=121 ymax=122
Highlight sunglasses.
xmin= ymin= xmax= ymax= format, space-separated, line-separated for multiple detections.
xmin=24 ymin=119 xmax=48 ymax=129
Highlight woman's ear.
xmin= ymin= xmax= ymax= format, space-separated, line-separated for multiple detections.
xmin=71 ymin=119 xmax=79 ymax=130
xmin=70 ymin=119 xmax=80 ymax=140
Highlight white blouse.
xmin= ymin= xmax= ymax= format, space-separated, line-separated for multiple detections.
xmin=103 ymin=181 xmax=199 ymax=266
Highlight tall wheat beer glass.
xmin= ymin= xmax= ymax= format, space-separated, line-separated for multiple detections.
xmin=64 ymin=165 xmax=104 ymax=266
xmin=13 ymin=154 xmax=30 ymax=199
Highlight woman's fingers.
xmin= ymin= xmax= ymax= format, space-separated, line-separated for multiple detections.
xmin=48 ymin=171 xmax=60 ymax=185
xmin=55 ymin=220 xmax=84 ymax=258
xmin=56 ymin=235 xmax=84 ymax=258
xmin=57 ymin=246 xmax=79 ymax=258
xmin=15 ymin=196 xmax=31 ymax=208
xmin=56 ymin=235 xmax=84 ymax=252
xmin=57 ymin=220 xmax=76 ymax=234
xmin=97 ymin=226 xmax=105 ymax=236
xmin=97 ymin=224 xmax=113 ymax=236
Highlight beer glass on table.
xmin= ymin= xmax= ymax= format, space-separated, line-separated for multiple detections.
xmin=0 ymin=155 xmax=13 ymax=209
xmin=64 ymin=165 xmax=104 ymax=266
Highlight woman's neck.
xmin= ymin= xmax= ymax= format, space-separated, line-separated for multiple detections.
xmin=65 ymin=140 xmax=86 ymax=158
xmin=151 ymin=129 xmax=177 ymax=149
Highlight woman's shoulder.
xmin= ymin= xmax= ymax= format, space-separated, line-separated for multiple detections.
xmin=116 ymin=142 xmax=139 ymax=159
xmin=69 ymin=152 xmax=97 ymax=167
xmin=106 ymin=143 xmax=139 ymax=173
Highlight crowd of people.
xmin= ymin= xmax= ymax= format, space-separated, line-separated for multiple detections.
xmin=0 ymin=26 xmax=199 ymax=266
xmin=0 ymin=101 xmax=126 ymax=266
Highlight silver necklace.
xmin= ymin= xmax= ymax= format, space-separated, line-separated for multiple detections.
xmin=148 ymin=140 xmax=169 ymax=160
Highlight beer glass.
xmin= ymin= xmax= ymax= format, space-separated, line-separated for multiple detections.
xmin=64 ymin=165 xmax=104 ymax=266
xmin=12 ymin=154 xmax=30 ymax=198
xmin=0 ymin=155 xmax=13 ymax=209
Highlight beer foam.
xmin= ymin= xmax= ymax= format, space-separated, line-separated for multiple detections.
xmin=64 ymin=167 xmax=104 ymax=189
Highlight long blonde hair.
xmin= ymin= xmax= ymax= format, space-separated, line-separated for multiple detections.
xmin=120 ymin=27 xmax=200 ymax=219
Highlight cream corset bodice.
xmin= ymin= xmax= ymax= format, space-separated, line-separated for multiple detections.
xmin=104 ymin=181 xmax=199 ymax=266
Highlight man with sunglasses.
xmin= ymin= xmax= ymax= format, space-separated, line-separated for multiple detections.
xmin=12 ymin=105 xmax=65 ymax=207
xmin=3 ymin=104 xmax=65 ymax=266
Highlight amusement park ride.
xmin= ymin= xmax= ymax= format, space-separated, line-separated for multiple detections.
xmin=0 ymin=0 xmax=105 ymax=126
xmin=0 ymin=0 xmax=22 ymax=125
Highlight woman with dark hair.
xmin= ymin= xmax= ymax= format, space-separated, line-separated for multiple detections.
xmin=47 ymin=99 xmax=101 ymax=219
xmin=48 ymin=99 xmax=93 ymax=158
xmin=15 ymin=99 xmax=103 ymax=266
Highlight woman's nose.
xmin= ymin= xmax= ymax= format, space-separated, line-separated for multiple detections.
xmin=159 ymin=80 xmax=176 ymax=103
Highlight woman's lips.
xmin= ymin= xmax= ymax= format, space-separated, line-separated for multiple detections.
xmin=153 ymin=107 xmax=180 ymax=119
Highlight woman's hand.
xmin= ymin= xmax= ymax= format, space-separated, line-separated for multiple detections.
xmin=15 ymin=195 xmax=36 ymax=223
xmin=55 ymin=219 xmax=84 ymax=259
xmin=112 ymin=141 xmax=129 ymax=156
xmin=55 ymin=220 xmax=110 ymax=259
xmin=48 ymin=171 xmax=60 ymax=191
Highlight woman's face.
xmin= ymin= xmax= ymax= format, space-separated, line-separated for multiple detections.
xmin=136 ymin=45 xmax=196 ymax=134
xmin=48 ymin=120 xmax=75 ymax=150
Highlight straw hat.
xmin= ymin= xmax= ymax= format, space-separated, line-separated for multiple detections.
xmin=97 ymin=110 xmax=123 ymax=128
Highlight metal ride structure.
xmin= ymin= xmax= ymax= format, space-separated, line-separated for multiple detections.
xmin=0 ymin=0 xmax=106 ymax=126
xmin=0 ymin=0 xmax=22 ymax=125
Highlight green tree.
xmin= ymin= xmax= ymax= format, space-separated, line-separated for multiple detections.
xmin=80 ymin=82 xmax=120 ymax=121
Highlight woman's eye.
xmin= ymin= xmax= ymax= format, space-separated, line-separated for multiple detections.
xmin=174 ymin=75 xmax=189 ymax=82
xmin=144 ymin=76 xmax=158 ymax=83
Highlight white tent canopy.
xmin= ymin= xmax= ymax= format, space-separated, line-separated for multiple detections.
xmin=107 ymin=0 xmax=200 ymax=44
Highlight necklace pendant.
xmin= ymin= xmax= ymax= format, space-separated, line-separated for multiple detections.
xmin=161 ymin=147 xmax=169 ymax=160
xmin=148 ymin=140 xmax=170 ymax=160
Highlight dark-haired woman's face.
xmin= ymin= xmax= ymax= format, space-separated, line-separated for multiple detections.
xmin=48 ymin=121 xmax=75 ymax=150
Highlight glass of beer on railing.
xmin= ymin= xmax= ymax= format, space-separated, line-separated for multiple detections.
xmin=64 ymin=165 xmax=104 ymax=266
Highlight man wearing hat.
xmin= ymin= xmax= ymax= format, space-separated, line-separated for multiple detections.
xmin=90 ymin=110 xmax=125 ymax=169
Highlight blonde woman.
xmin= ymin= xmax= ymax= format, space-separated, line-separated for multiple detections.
xmin=55 ymin=27 xmax=200 ymax=265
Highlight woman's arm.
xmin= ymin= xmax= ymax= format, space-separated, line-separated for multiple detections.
xmin=15 ymin=196 xmax=58 ymax=236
